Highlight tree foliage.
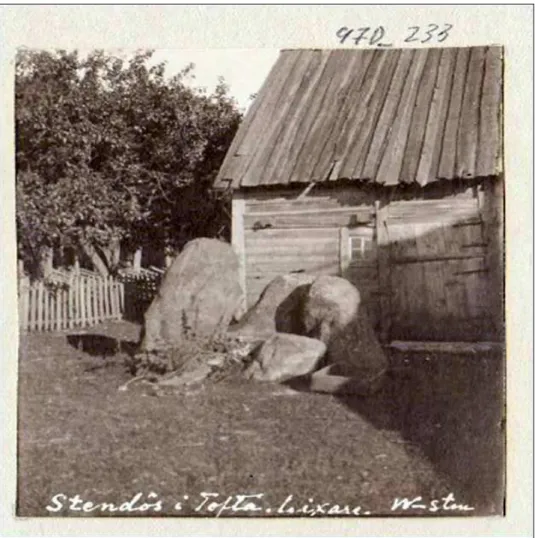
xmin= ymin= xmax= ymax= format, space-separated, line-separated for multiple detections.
xmin=16 ymin=49 xmax=241 ymax=277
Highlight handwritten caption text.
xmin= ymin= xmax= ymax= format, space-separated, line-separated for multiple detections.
xmin=45 ymin=491 xmax=474 ymax=516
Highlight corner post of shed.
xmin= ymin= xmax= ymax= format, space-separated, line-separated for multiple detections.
xmin=375 ymin=200 xmax=391 ymax=343
xmin=232 ymin=191 xmax=247 ymax=319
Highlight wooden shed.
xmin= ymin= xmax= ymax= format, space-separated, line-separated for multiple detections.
xmin=215 ymin=46 xmax=504 ymax=343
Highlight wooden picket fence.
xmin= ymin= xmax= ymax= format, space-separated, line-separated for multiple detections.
xmin=18 ymin=273 xmax=124 ymax=332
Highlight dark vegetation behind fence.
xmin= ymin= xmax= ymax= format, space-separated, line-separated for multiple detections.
xmin=119 ymin=268 xmax=163 ymax=323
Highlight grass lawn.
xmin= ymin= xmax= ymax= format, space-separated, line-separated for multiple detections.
xmin=17 ymin=321 xmax=505 ymax=517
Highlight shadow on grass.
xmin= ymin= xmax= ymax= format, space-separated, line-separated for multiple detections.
xmin=283 ymin=350 xmax=505 ymax=515
xmin=66 ymin=334 xmax=139 ymax=359
xmin=336 ymin=351 xmax=506 ymax=515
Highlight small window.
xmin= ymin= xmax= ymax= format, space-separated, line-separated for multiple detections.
xmin=349 ymin=228 xmax=377 ymax=263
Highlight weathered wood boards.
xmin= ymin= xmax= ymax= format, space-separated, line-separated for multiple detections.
xmin=242 ymin=192 xmax=379 ymax=313
xmin=389 ymin=340 xmax=503 ymax=354
xmin=216 ymin=47 xmax=503 ymax=189
xmin=18 ymin=274 xmax=124 ymax=332
xmin=385 ymin=195 xmax=495 ymax=341
xmin=222 ymin=46 xmax=503 ymax=343
xmin=244 ymin=226 xmax=340 ymax=307
xmin=244 ymin=207 xmax=374 ymax=230
xmin=238 ymin=184 xmax=501 ymax=342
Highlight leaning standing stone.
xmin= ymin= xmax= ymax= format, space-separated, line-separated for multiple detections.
xmin=141 ymin=238 xmax=243 ymax=351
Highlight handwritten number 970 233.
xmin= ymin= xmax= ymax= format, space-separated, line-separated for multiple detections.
xmin=336 ymin=24 xmax=453 ymax=47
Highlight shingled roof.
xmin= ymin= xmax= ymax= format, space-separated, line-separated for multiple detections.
xmin=215 ymin=46 xmax=503 ymax=189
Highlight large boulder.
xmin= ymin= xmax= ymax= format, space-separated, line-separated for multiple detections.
xmin=228 ymin=273 xmax=316 ymax=340
xmin=303 ymin=275 xmax=361 ymax=343
xmin=245 ymin=333 xmax=326 ymax=382
xmin=302 ymin=275 xmax=388 ymax=383
xmin=141 ymin=238 xmax=243 ymax=351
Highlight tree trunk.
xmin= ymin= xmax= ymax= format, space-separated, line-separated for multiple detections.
xmin=133 ymin=247 xmax=142 ymax=271
xmin=110 ymin=239 xmax=121 ymax=268
xmin=164 ymin=254 xmax=174 ymax=268
xmin=164 ymin=244 xmax=175 ymax=269
xmin=80 ymin=241 xmax=109 ymax=276
xmin=39 ymin=246 xmax=54 ymax=277
xmin=100 ymin=239 xmax=121 ymax=270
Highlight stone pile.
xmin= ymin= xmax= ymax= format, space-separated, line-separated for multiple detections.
xmin=139 ymin=238 xmax=388 ymax=395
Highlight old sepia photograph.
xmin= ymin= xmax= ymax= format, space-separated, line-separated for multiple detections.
xmin=13 ymin=41 xmax=508 ymax=520
xmin=1 ymin=3 xmax=532 ymax=534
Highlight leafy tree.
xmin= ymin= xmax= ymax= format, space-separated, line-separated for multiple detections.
xmin=16 ymin=49 xmax=241 ymax=278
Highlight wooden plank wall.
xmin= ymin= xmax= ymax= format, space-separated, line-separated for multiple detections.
xmin=244 ymin=227 xmax=340 ymax=307
xmin=239 ymin=183 xmax=499 ymax=342
xmin=242 ymin=192 xmax=375 ymax=308
xmin=477 ymin=177 xmax=505 ymax=340
xmin=385 ymin=193 xmax=496 ymax=341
